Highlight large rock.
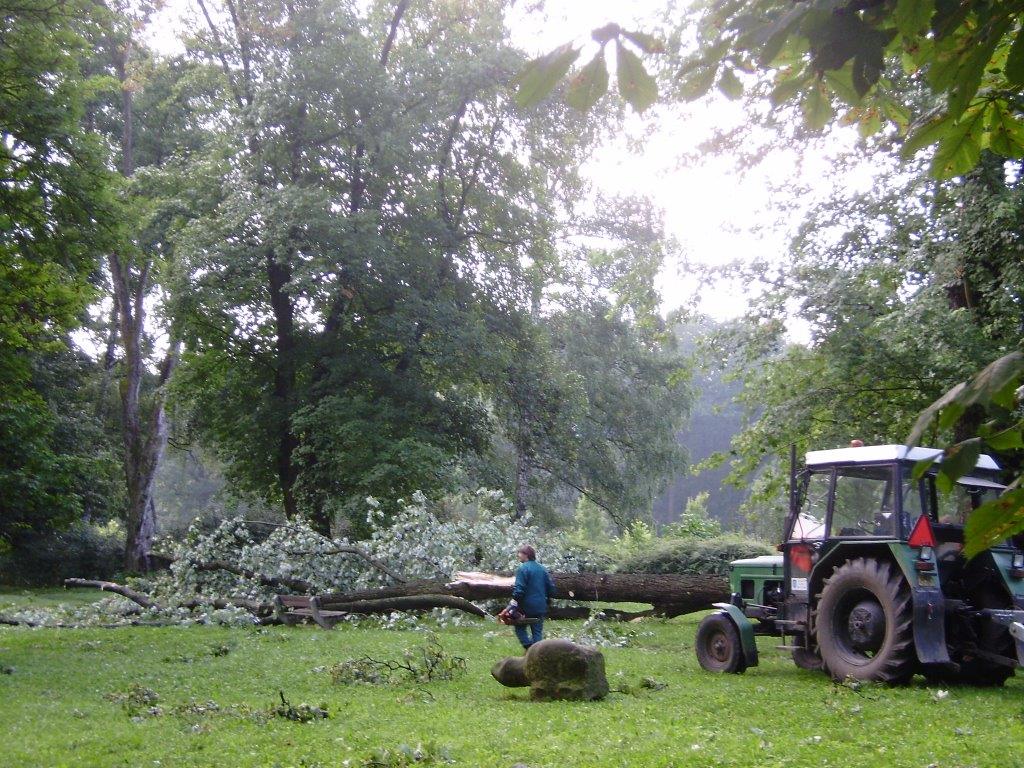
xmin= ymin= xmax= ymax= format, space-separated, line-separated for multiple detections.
xmin=491 ymin=638 xmax=609 ymax=701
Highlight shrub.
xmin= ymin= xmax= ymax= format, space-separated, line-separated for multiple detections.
xmin=616 ymin=534 xmax=774 ymax=577
xmin=329 ymin=632 xmax=467 ymax=685
xmin=0 ymin=521 xmax=123 ymax=585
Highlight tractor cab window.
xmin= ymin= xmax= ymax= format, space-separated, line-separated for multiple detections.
xmin=831 ymin=466 xmax=897 ymax=538
xmin=900 ymin=474 xmax=927 ymax=535
xmin=791 ymin=471 xmax=828 ymax=540
xmin=933 ymin=480 xmax=1002 ymax=526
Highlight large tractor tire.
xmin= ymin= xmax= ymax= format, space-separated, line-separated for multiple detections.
xmin=695 ymin=613 xmax=746 ymax=674
xmin=815 ymin=557 xmax=915 ymax=684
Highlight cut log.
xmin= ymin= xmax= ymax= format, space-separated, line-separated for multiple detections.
xmin=318 ymin=571 xmax=728 ymax=618
xmin=452 ymin=571 xmax=728 ymax=607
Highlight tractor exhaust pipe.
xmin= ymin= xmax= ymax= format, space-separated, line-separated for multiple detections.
xmin=789 ymin=443 xmax=798 ymax=518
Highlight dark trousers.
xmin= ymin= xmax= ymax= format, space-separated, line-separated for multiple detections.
xmin=514 ymin=618 xmax=544 ymax=649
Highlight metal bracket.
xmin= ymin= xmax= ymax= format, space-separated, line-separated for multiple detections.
xmin=978 ymin=610 xmax=1024 ymax=666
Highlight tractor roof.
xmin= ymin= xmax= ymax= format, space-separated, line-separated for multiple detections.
xmin=805 ymin=444 xmax=1000 ymax=471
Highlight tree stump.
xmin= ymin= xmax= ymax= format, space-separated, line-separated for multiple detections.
xmin=491 ymin=639 xmax=609 ymax=701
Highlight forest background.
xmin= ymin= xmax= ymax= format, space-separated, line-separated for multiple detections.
xmin=3 ymin=0 xmax=1023 ymax=584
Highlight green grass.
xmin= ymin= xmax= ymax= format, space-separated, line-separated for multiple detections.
xmin=2 ymin=594 xmax=1024 ymax=767
xmin=0 ymin=586 xmax=105 ymax=611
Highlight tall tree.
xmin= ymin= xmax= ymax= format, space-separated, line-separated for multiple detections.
xmin=0 ymin=0 xmax=123 ymax=547
xmin=170 ymin=0 xmax=669 ymax=535
xmin=83 ymin=5 xmax=222 ymax=569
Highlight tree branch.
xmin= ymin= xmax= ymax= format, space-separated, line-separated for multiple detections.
xmin=63 ymin=578 xmax=159 ymax=609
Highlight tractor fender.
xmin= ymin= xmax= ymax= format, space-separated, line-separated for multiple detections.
xmin=711 ymin=602 xmax=759 ymax=668
xmin=885 ymin=543 xmax=951 ymax=664
xmin=908 ymin=586 xmax=950 ymax=664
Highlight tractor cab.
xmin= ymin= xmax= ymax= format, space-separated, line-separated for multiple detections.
xmin=696 ymin=445 xmax=1024 ymax=684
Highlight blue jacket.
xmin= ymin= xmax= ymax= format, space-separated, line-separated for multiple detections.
xmin=512 ymin=559 xmax=555 ymax=617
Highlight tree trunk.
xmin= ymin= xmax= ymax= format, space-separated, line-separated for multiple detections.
xmin=513 ymin=428 xmax=532 ymax=520
xmin=318 ymin=571 xmax=728 ymax=616
xmin=108 ymin=43 xmax=178 ymax=573
xmin=266 ymin=251 xmax=302 ymax=527
xmin=95 ymin=296 xmax=120 ymax=423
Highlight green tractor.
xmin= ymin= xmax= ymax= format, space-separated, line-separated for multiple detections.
xmin=696 ymin=444 xmax=1024 ymax=685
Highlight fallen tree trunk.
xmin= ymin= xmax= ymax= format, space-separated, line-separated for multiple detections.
xmin=318 ymin=594 xmax=488 ymax=618
xmin=318 ymin=571 xmax=728 ymax=617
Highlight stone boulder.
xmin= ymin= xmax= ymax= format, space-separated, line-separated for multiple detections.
xmin=491 ymin=638 xmax=609 ymax=701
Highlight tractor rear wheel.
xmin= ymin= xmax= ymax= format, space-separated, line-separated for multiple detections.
xmin=815 ymin=557 xmax=915 ymax=684
xmin=696 ymin=613 xmax=746 ymax=674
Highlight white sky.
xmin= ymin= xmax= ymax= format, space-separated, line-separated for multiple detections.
xmin=505 ymin=2 xmax=878 ymax=331
xmin=142 ymin=0 xmax=879 ymax=334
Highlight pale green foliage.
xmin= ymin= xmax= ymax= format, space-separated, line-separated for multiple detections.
xmin=617 ymin=534 xmax=774 ymax=576
xmin=662 ymin=492 xmax=722 ymax=539
xmin=4 ymin=489 xmax=604 ymax=627
xmin=329 ymin=631 xmax=467 ymax=685
xmin=569 ymin=497 xmax=615 ymax=542
xmin=552 ymin=612 xmax=653 ymax=649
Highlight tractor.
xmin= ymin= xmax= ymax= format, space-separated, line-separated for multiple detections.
xmin=695 ymin=444 xmax=1024 ymax=685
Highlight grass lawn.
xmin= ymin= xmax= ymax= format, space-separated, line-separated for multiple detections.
xmin=2 ymin=588 xmax=1024 ymax=768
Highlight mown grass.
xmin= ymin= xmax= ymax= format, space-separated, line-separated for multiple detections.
xmin=0 ymin=586 xmax=107 ymax=610
xmin=2 ymin=588 xmax=1024 ymax=768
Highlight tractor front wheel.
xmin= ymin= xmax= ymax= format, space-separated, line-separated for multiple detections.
xmin=696 ymin=613 xmax=746 ymax=674
xmin=815 ymin=557 xmax=915 ymax=684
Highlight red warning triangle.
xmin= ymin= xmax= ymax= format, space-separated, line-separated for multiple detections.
xmin=907 ymin=514 xmax=936 ymax=548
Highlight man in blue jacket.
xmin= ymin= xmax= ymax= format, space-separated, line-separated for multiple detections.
xmin=502 ymin=544 xmax=555 ymax=651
